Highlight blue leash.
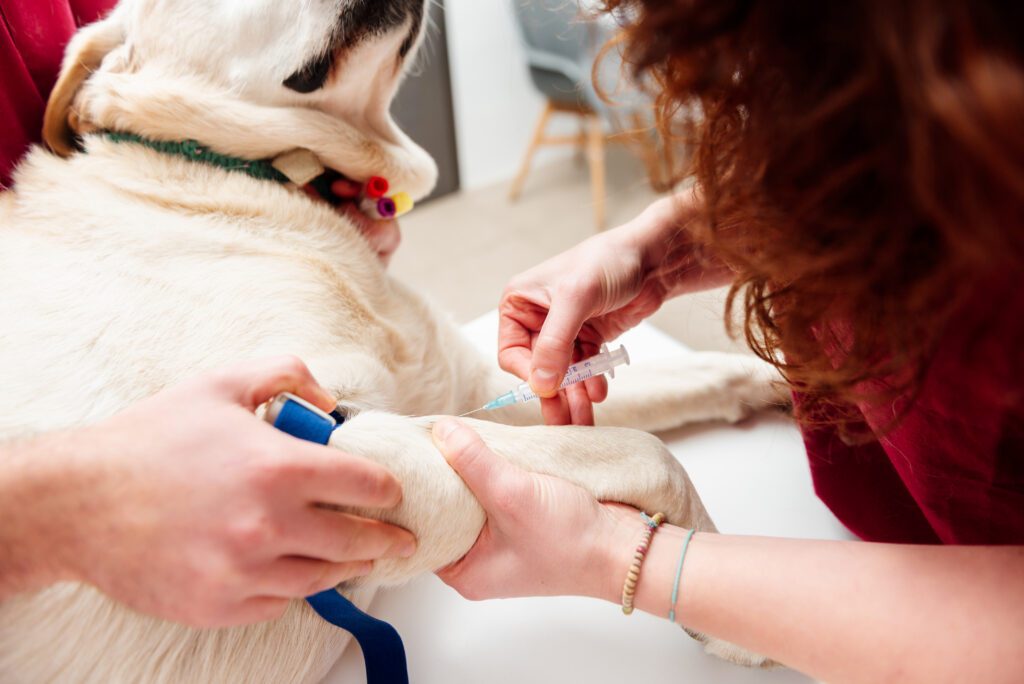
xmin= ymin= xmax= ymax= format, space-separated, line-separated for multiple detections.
xmin=270 ymin=396 xmax=410 ymax=684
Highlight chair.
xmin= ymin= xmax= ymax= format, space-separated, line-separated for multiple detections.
xmin=509 ymin=0 xmax=671 ymax=229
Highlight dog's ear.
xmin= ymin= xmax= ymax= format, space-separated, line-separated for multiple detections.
xmin=43 ymin=13 xmax=127 ymax=157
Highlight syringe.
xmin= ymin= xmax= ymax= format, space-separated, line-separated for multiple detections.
xmin=462 ymin=344 xmax=630 ymax=416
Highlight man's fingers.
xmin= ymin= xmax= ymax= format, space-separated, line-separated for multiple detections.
xmin=433 ymin=419 xmax=516 ymax=503
xmin=219 ymin=356 xmax=336 ymax=412
xmin=286 ymin=443 xmax=404 ymax=509
xmin=529 ymin=295 xmax=594 ymax=396
xmin=234 ymin=596 xmax=292 ymax=625
xmin=286 ymin=508 xmax=416 ymax=564
xmin=259 ymin=557 xmax=373 ymax=598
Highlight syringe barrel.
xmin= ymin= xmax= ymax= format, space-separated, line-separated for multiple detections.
xmin=513 ymin=382 xmax=539 ymax=404
xmin=512 ymin=345 xmax=631 ymax=404
xmin=584 ymin=344 xmax=631 ymax=377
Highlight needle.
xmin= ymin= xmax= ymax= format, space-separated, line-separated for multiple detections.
xmin=458 ymin=345 xmax=631 ymax=418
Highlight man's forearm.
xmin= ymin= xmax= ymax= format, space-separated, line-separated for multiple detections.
xmin=597 ymin=522 xmax=1024 ymax=683
xmin=0 ymin=433 xmax=79 ymax=599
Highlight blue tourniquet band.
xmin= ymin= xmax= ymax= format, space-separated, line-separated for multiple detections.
xmin=306 ymin=590 xmax=409 ymax=684
xmin=271 ymin=397 xmax=409 ymax=684
xmin=273 ymin=398 xmax=338 ymax=445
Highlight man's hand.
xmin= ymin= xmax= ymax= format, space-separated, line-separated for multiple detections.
xmin=0 ymin=357 xmax=416 ymax=628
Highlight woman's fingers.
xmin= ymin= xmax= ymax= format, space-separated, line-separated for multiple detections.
xmin=433 ymin=419 xmax=521 ymax=507
xmin=498 ymin=298 xmax=549 ymax=380
xmin=529 ymin=294 xmax=595 ymax=396
xmin=566 ymin=382 xmax=595 ymax=426
xmin=537 ymin=385 xmax=594 ymax=427
xmin=537 ymin=394 xmax=569 ymax=426
xmin=584 ymin=375 xmax=609 ymax=403
xmin=284 ymin=507 xmax=416 ymax=564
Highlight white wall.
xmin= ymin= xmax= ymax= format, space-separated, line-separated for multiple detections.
xmin=443 ymin=0 xmax=575 ymax=190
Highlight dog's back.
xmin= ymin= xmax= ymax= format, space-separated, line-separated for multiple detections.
xmin=0 ymin=139 xmax=444 ymax=433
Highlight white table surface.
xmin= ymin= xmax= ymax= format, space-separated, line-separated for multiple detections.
xmin=327 ymin=314 xmax=854 ymax=684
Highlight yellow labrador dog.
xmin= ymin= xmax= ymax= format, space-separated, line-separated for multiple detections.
xmin=0 ymin=0 xmax=783 ymax=681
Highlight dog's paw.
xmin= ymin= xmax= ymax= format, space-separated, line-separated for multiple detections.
xmin=593 ymin=351 xmax=792 ymax=432
xmin=704 ymin=637 xmax=777 ymax=668
xmin=696 ymin=356 xmax=790 ymax=423
xmin=710 ymin=354 xmax=792 ymax=424
xmin=686 ymin=630 xmax=777 ymax=669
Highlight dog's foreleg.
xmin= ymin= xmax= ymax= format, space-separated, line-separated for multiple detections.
xmin=592 ymin=352 xmax=790 ymax=432
xmin=330 ymin=416 xmax=713 ymax=585
xmin=467 ymin=351 xmax=789 ymax=432
xmin=471 ymin=420 xmax=717 ymax=533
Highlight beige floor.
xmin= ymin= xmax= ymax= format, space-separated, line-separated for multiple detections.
xmin=394 ymin=147 xmax=750 ymax=354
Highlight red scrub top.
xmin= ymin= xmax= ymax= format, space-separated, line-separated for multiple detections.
xmin=800 ymin=270 xmax=1024 ymax=545
xmin=0 ymin=0 xmax=114 ymax=188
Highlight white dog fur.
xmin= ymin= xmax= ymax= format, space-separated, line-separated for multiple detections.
xmin=0 ymin=1 xmax=786 ymax=681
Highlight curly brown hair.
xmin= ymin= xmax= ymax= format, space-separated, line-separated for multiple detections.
xmin=602 ymin=0 xmax=1024 ymax=429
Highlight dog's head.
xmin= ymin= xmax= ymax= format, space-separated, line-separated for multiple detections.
xmin=44 ymin=0 xmax=437 ymax=198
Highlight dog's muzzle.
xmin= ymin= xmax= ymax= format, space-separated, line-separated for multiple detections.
xmin=283 ymin=0 xmax=426 ymax=94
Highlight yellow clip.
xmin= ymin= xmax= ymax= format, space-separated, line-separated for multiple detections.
xmin=391 ymin=192 xmax=414 ymax=217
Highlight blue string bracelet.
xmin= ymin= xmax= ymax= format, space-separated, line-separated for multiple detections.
xmin=668 ymin=529 xmax=696 ymax=623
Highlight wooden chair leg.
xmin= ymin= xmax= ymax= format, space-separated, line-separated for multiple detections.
xmin=661 ymin=131 xmax=678 ymax=189
xmin=509 ymin=101 xmax=554 ymax=202
xmin=630 ymin=111 xmax=670 ymax=193
xmin=586 ymin=115 xmax=607 ymax=231
xmin=574 ymin=115 xmax=588 ymax=167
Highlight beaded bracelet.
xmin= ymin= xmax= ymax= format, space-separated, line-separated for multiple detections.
xmin=621 ymin=511 xmax=666 ymax=615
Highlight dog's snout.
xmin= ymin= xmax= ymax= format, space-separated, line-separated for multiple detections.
xmin=337 ymin=0 xmax=425 ymax=50
xmin=283 ymin=52 xmax=335 ymax=94
xmin=282 ymin=0 xmax=426 ymax=93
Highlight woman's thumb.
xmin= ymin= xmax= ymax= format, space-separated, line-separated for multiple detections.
xmin=529 ymin=295 xmax=592 ymax=397
xmin=433 ymin=419 xmax=512 ymax=502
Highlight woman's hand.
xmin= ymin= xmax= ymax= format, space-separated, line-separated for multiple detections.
xmin=499 ymin=193 xmax=730 ymax=425
xmin=432 ymin=419 xmax=635 ymax=602
xmin=0 ymin=357 xmax=417 ymax=628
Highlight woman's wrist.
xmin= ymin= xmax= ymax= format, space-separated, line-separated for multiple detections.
xmin=585 ymin=504 xmax=701 ymax=620
xmin=623 ymin=192 xmax=735 ymax=298
xmin=584 ymin=505 xmax=642 ymax=603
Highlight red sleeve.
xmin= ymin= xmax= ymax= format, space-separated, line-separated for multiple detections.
xmin=0 ymin=0 xmax=116 ymax=188
xmin=801 ymin=270 xmax=1024 ymax=545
